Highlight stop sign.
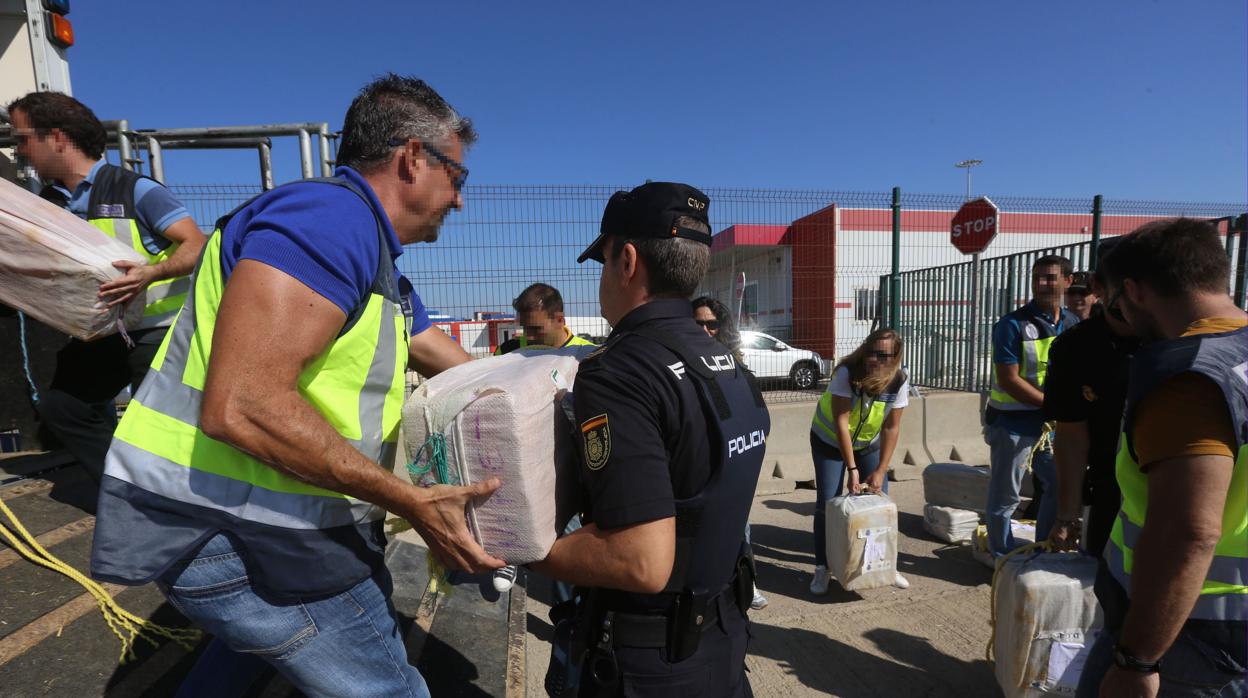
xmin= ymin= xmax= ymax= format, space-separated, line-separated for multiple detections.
xmin=950 ymin=197 xmax=1000 ymax=255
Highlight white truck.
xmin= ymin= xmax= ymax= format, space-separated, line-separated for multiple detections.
xmin=1 ymin=0 xmax=74 ymax=183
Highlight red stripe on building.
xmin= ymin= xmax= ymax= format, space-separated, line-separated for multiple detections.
xmin=710 ymin=224 xmax=790 ymax=253
xmin=837 ymin=209 xmax=1177 ymax=236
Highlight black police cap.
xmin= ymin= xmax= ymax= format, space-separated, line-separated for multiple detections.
xmin=576 ymin=182 xmax=712 ymax=264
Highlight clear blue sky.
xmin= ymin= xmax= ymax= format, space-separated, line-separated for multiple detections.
xmin=64 ymin=1 xmax=1246 ymax=201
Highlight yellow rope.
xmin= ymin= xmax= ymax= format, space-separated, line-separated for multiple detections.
xmin=0 ymin=496 xmax=202 ymax=663
xmin=1024 ymin=422 xmax=1055 ymax=472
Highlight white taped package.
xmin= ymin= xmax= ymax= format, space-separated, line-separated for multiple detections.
xmin=0 ymin=176 xmax=143 ymax=339
xmin=923 ymin=462 xmax=991 ymax=513
xmin=924 ymin=462 xmax=1036 ymax=515
xmin=401 ymin=348 xmax=592 ymax=565
xmin=825 ymin=493 xmax=898 ymax=591
xmin=993 ymin=552 xmax=1102 ymax=697
xmin=922 ymin=503 xmax=979 ymax=543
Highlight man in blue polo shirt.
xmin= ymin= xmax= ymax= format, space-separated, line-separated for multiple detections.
xmin=9 ymin=92 xmax=207 ymax=487
xmin=984 ymin=254 xmax=1077 ymax=559
xmin=90 ymin=75 xmax=503 ymax=697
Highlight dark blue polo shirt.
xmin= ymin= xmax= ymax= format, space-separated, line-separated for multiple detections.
xmin=219 ymin=166 xmax=431 ymax=335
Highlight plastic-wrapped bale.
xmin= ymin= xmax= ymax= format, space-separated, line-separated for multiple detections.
xmin=993 ymin=551 xmax=1102 ymax=697
xmin=401 ymin=348 xmax=591 ymax=565
xmin=0 ymin=177 xmax=143 ymax=339
xmin=923 ymin=462 xmax=991 ymax=514
xmin=825 ymin=493 xmax=898 ymax=591
xmin=922 ymin=503 xmax=979 ymax=543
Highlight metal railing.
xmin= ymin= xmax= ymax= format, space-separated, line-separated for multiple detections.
xmin=160 ymin=183 xmax=1243 ymax=403
xmin=880 ymin=212 xmax=1248 ymax=393
xmin=879 ymin=240 xmax=1097 ymax=393
xmin=0 ymin=120 xmax=335 ymax=190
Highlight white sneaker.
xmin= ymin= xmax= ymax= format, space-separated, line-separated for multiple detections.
xmin=492 ymin=565 xmax=518 ymax=592
xmin=809 ymin=565 xmax=830 ymax=595
xmin=893 ymin=572 xmax=910 ymax=589
xmin=750 ymin=584 xmax=768 ymax=610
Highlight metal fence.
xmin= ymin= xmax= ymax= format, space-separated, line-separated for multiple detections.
xmin=167 ymin=183 xmax=1246 ymax=404
xmin=877 ymin=202 xmax=1247 ymax=393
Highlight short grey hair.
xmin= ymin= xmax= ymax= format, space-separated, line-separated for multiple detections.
xmin=337 ymin=73 xmax=477 ymax=173
xmin=609 ymin=216 xmax=711 ymax=298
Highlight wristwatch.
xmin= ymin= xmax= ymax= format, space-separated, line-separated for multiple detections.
xmin=1112 ymin=644 xmax=1161 ymax=673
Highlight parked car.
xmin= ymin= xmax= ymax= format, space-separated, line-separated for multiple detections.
xmin=738 ymin=331 xmax=828 ymax=390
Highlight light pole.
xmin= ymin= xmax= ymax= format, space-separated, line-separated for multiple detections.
xmin=955 ymin=159 xmax=982 ymax=201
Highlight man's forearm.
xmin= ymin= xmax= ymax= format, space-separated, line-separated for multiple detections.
xmin=1052 ymin=422 xmax=1090 ymax=519
xmin=409 ymin=326 xmax=472 ymax=377
xmin=533 ymin=521 xmax=674 ymax=594
xmin=1118 ymin=523 xmax=1220 ymax=660
xmin=1001 ymin=373 xmax=1045 ymax=407
xmin=204 ymin=386 xmax=417 ymax=514
xmin=148 ymin=230 xmax=205 ymax=282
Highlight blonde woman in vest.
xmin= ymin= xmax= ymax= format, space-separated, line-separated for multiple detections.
xmin=808 ymin=328 xmax=910 ymax=594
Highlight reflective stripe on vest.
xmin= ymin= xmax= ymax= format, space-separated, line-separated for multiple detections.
xmin=88 ymin=216 xmax=189 ymax=329
xmin=103 ymin=225 xmax=408 ymax=531
xmin=1105 ymin=329 xmax=1248 ymax=621
xmin=811 ymin=389 xmax=888 ymax=452
xmin=83 ymin=165 xmax=191 ymax=331
xmin=988 ymin=330 xmax=1055 ymax=411
xmin=1107 ymin=442 xmax=1248 ymax=620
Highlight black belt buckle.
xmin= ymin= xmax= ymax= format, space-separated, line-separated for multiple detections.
xmin=665 ymin=589 xmax=707 ymax=663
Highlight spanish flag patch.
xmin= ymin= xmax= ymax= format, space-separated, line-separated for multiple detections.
xmin=580 ymin=414 xmax=611 ymax=470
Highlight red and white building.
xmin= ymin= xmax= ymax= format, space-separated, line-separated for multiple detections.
xmin=699 ymin=205 xmax=1189 ymax=360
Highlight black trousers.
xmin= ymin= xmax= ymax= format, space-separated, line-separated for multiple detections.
xmin=37 ymin=327 xmax=165 ymax=484
xmin=582 ymin=594 xmax=753 ymax=698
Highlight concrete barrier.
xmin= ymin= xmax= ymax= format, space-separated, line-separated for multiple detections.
xmin=886 ymin=396 xmax=933 ymax=481
xmin=761 ymin=400 xmax=816 ymax=486
xmin=923 ymin=392 xmax=990 ymax=466
xmin=760 ymin=395 xmax=944 ymax=488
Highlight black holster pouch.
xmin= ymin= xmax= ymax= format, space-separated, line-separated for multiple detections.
xmin=568 ymin=590 xmax=620 ymax=698
xmin=664 ymin=589 xmax=709 ymax=663
xmin=579 ymin=610 xmax=621 ymax=698
xmin=732 ymin=551 xmax=756 ymax=616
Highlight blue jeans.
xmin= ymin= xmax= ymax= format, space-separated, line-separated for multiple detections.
xmin=1077 ymin=623 xmax=1248 ymax=697
xmin=158 ymin=533 xmax=430 ymax=698
xmin=985 ymin=423 xmax=1056 ymax=557
xmin=810 ymin=431 xmax=886 ymax=568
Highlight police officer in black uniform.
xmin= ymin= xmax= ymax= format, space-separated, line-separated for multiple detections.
xmin=1044 ymin=237 xmax=1139 ymax=557
xmin=532 ymin=182 xmax=770 ymax=697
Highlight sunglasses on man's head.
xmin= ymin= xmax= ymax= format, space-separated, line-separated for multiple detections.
xmin=695 ymin=319 xmax=720 ymax=330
